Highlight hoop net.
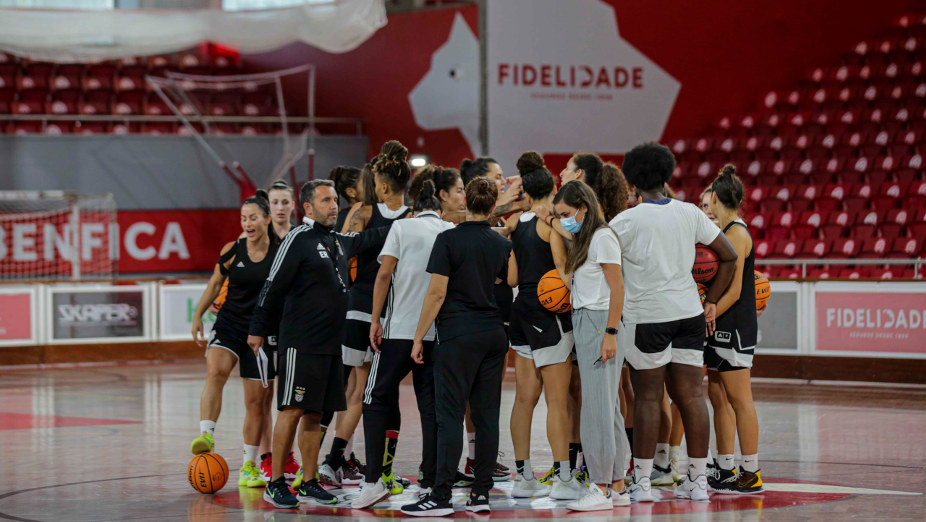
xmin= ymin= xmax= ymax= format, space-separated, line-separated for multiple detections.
xmin=146 ymin=65 xmax=316 ymax=196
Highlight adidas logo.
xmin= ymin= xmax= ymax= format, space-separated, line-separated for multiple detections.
xmin=236 ymin=261 xmax=245 ymax=267
xmin=531 ymin=325 xmax=543 ymax=333
xmin=317 ymin=244 xmax=325 ymax=250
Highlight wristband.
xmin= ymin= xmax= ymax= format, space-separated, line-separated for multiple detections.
xmin=605 ymin=327 xmax=618 ymax=335
xmin=705 ymin=297 xmax=717 ymax=305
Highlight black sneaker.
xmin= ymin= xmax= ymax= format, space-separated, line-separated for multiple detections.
xmin=452 ymin=470 xmax=474 ymax=488
xmin=263 ymin=478 xmax=299 ymax=508
xmin=297 ymin=478 xmax=339 ymax=505
xmin=348 ymin=451 xmax=366 ymax=475
xmin=708 ymin=467 xmax=738 ymax=493
xmin=731 ymin=468 xmax=764 ymax=494
xmin=400 ymin=493 xmax=454 ymax=517
xmin=466 ymin=492 xmax=491 ymax=513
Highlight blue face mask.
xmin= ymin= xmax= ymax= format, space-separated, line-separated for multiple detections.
xmin=562 ymin=214 xmax=582 ymax=234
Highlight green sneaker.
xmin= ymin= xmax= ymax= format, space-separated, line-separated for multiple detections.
xmin=190 ymin=432 xmax=214 ymax=455
xmin=239 ymin=460 xmax=267 ymax=488
xmin=292 ymin=466 xmax=303 ymax=489
xmin=382 ymin=470 xmax=405 ymax=495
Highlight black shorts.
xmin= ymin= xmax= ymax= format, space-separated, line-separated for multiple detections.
xmin=509 ymin=299 xmax=574 ymax=367
xmin=623 ymin=314 xmax=705 ymax=370
xmin=342 ymin=316 xmax=374 ymax=367
xmin=706 ymin=312 xmax=756 ymax=371
xmin=207 ymin=324 xmax=276 ymax=381
xmin=277 ymin=349 xmax=346 ymax=413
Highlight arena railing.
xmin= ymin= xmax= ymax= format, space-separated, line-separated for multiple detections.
xmin=756 ymin=258 xmax=923 ymax=278
xmin=0 ymin=114 xmax=365 ymax=135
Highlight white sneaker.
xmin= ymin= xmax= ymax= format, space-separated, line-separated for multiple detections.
xmin=650 ymin=463 xmax=676 ymax=486
xmin=675 ymin=474 xmax=710 ymax=501
xmin=628 ymin=477 xmax=655 ymax=502
xmin=566 ymin=484 xmax=613 ymax=512
xmin=610 ymin=488 xmax=631 ymax=506
xmin=511 ymin=474 xmax=551 ymax=498
xmin=549 ymin=475 xmax=585 ymax=500
xmin=351 ymin=478 xmax=390 ymax=509
xmin=318 ymin=463 xmax=342 ymax=488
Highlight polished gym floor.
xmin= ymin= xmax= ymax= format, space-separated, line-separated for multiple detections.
xmin=0 ymin=360 xmax=923 ymax=521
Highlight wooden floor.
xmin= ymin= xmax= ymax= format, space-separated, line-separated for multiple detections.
xmin=0 ymin=360 xmax=924 ymax=521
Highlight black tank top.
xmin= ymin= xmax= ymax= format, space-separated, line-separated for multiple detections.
xmin=348 ymin=203 xmax=411 ymax=310
xmin=511 ymin=214 xmax=555 ymax=305
xmin=720 ymin=220 xmax=757 ymax=324
xmin=217 ymin=238 xmax=278 ymax=329
xmin=336 ymin=206 xmax=352 ymax=233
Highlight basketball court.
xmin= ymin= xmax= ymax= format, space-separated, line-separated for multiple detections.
xmin=0 ymin=362 xmax=922 ymax=521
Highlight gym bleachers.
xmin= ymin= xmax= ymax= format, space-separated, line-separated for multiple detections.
xmin=671 ymin=13 xmax=926 ymax=279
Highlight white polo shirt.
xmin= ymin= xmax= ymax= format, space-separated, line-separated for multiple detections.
xmin=571 ymin=227 xmax=622 ymax=310
xmin=377 ymin=211 xmax=455 ymax=341
xmin=609 ymin=198 xmax=721 ymax=324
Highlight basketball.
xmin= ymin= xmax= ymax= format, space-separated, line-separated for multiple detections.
xmin=537 ymin=269 xmax=571 ymax=313
xmin=697 ymin=282 xmax=707 ymax=304
xmin=692 ymin=244 xmax=719 ymax=282
xmin=211 ymin=280 xmax=228 ymax=311
xmin=350 ymin=257 xmax=358 ymax=282
xmin=755 ymin=271 xmax=771 ymax=310
xmin=188 ymin=453 xmax=229 ymax=494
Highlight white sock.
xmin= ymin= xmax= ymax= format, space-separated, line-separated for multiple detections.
xmin=467 ymin=432 xmax=476 ymax=460
xmin=742 ymin=454 xmax=759 ymax=473
xmin=557 ymin=461 xmax=571 ymax=481
xmin=243 ymin=444 xmax=259 ymax=466
xmin=576 ymin=451 xmax=585 ymax=469
xmin=633 ymin=458 xmax=653 ymax=483
xmin=519 ymin=458 xmax=533 ymax=479
xmin=200 ymin=420 xmax=216 ymax=437
xmin=707 ymin=448 xmax=713 ymax=464
xmin=345 ymin=434 xmax=354 ymax=457
xmin=688 ymin=457 xmax=707 ymax=480
xmin=654 ymin=443 xmax=670 ymax=469
xmin=669 ymin=446 xmax=680 ymax=461
xmin=718 ymin=454 xmax=735 ymax=471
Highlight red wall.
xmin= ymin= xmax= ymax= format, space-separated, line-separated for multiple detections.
xmin=244 ymin=1 xmax=923 ymax=174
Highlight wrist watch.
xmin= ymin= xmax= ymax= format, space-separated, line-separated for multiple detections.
xmin=605 ymin=327 xmax=618 ymax=335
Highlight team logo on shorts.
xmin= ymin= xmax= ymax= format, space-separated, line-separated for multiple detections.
xmin=716 ymin=331 xmax=732 ymax=342
xmin=295 ymin=387 xmax=305 ymax=402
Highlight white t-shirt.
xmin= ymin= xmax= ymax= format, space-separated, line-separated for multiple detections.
xmin=377 ymin=211 xmax=455 ymax=341
xmin=571 ymin=227 xmax=622 ymax=310
xmin=609 ymin=199 xmax=721 ymax=324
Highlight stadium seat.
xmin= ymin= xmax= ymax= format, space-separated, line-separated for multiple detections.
xmin=800 ymin=239 xmax=831 ymax=257
xmin=141 ymin=122 xmax=176 ymax=135
xmin=76 ymin=122 xmax=110 ymax=135
xmin=859 ymin=237 xmax=891 ymax=258
xmin=770 ymin=239 xmax=801 ymax=258
xmin=7 ymin=121 xmax=42 ymax=134
xmin=891 ymin=237 xmax=922 ymax=257
xmin=44 ymin=122 xmax=75 ymax=134
xmin=807 ymin=268 xmax=834 ymax=279
xmin=113 ymin=91 xmax=145 ymax=115
xmin=839 ymin=267 xmax=871 ymax=279
xmin=831 ymin=237 xmax=862 ymax=258
xmin=0 ymin=89 xmax=14 ymax=113
xmin=870 ymin=267 xmax=900 ymax=279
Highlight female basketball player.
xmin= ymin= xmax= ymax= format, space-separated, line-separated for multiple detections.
xmin=506 ymin=152 xmax=582 ymax=500
xmin=705 ymin=166 xmax=763 ymax=494
xmin=611 ymin=142 xmax=737 ymax=503
xmin=321 ymin=141 xmax=411 ymax=492
xmin=351 ymin=179 xmax=456 ymax=508
xmin=332 ymin=165 xmax=374 ymax=232
xmin=191 ymin=191 xmax=278 ymax=489
xmin=400 ymin=177 xmax=511 ymax=516
xmin=548 ymin=180 xmax=630 ymax=511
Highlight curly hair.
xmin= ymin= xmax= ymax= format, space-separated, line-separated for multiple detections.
xmin=622 ymin=142 xmax=676 ymax=191
xmin=371 ymin=140 xmax=411 ymax=194
xmin=588 ymin=162 xmax=630 ymax=221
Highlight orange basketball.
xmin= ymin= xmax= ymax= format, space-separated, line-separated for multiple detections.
xmin=755 ymin=271 xmax=771 ymax=310
xmin=349 ymin=257 xmax=358 ymax=282
xmin=692 ymin=244 xmax=719 ymax=283
xmin=212 ymin=280 xmax=229 ymax=311
xmin=537 ymin=269 xmax=571 ymax=313
xmin=697 ymin=282 xmax=707 ymax=305
xmin=188 ymin=453 xmax=229 ymax=494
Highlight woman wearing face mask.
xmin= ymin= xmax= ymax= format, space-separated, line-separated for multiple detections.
xmin=190 ymin=191 xmax=278 ymax=490
xmin=548 ymin=180 xmax=629 ymax=511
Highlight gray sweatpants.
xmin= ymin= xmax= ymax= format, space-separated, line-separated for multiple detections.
xmin=572 ymin=308 xmax=630 ymax=485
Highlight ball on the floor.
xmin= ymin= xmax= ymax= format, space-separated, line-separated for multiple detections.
xmin=537 ymin=269 xmax=571 ymax=313
xmin=755 ymin=271 xmax=771 ymax=310
xmin=188 ymin=453 xmax=229 ymax=494
xmin=692 ymin=244 xmax=719 ymax=282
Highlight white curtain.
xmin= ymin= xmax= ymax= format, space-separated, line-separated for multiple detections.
xmin=0 ymin=0 xmax=386 ymax=62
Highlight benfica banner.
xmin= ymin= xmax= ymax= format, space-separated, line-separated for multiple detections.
xmin=486 ymin=0 xmax=680 ymax=169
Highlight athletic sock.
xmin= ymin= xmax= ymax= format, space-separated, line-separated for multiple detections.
xmin=326 ymin=437 xmax=348 ymax=469
xmin=569 ymin=443 xmax=582 ymax=470
xmin=467 ymin=432 xmax=476 ymax=461
xmin=717 ymin=454 xmax=735 ymax=471
xmin=200 ymin=420 xmax=216 ymax=437
xmin=633 ymin=458 xmax=653 ymax=483
xmin=556 ymin=461 xmax=571 ymax=482
xmin=707 ymin=448 xmax=714 ymax=466
xmin=654 ymin=443 xmax=670 ymax=469
xmin=243 ymin=444 xmax=259 ymax=467
xmin=625 ymin=428 xmax=634 ymax=452
xmin=345 ymin=435 xmax=354 ymax=460
xmin=383 ymin=430 xmax=399 ymax=475
xmin=516 ymin=459 xmax=533 ymax=480
xmin=742 ymin=454 xmax=759 ymax=473
xmin=688 ymin=457 xmax=707 ymax=480
xmin=669 ymin=446 xmax=680 ymax=460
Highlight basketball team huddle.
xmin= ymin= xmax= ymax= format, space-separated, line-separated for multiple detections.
xmin=189 ymin=140 xmax=770 ymax=515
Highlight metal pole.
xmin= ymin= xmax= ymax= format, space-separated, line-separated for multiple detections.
xmin=478 ymin=0 xmax=488 ymax=156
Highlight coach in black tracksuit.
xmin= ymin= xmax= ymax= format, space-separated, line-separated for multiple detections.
xmin=401 ymin=178 xmax=512 ymax=517
xmin=248 ymin=179 xmax=388 ymax=509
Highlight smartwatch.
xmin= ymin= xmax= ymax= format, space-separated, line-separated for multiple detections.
xmin=605 ymin=327 xmax=618 ymax=335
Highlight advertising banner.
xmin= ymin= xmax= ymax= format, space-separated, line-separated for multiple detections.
xmin=159 ymin=284 xmax=216 ymax=341
xmin=815 ymin=285 xmax=926 ymax=356
xmin=486 ymin=0 xmax=680 ymax=171
xmin=49 ymin=287 xmax=148 ymax=343
xmin=757 ymin=282 xmax=799 ymax=351
xmin=0 ymin=289 xmax=36 ymax=346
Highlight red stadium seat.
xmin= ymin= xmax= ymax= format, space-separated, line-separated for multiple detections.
xmin=870 ymin=267 xmax=900 ymax=280
xmin=141 ymin=122 xmax=176 ymax=135
xmin=76 ymin=122 xmax=110 ymax=135
xmin=0 ymin=89 xmax=13 ymax=114
xmin=770 ymin=239 xmax=801 ymax=258
xmin=113 ymin=91 xmax=145 ymax=115
xmin=759 ymin=199 xmax=787 ymax=212
xmin=871 ymin=195 xmax=897 ymax=211
xmin=44 ymin=122 xmax=75 ymax=134
xmin=807 ymin=268 xmax=834 ymax=279
xmin=12 ymin=100 xmax=44 ymax=114
xmin=747 ymin=212 xmax=769 ymax=231
xmin=754 ymin=239 xmax=772 ymax=258
xmin=891 ymin=237 xmax=922 ymax=257
xmin=843 ymin=195 xmax=869 ymax=212
xmin=7 ymin=121 xmax=42 ymax=134
xmin=800 ymin=239 xmax=831 ymax=257
xmin=855 ymin=209 xmax=882 ymax=226
xmin=859 ymin=237 xmax=890 ymax=258
xmin=838 ymin=268 xmax=871 ymax=279
xmin=114 ymin=76 xmax=145 ymax=92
